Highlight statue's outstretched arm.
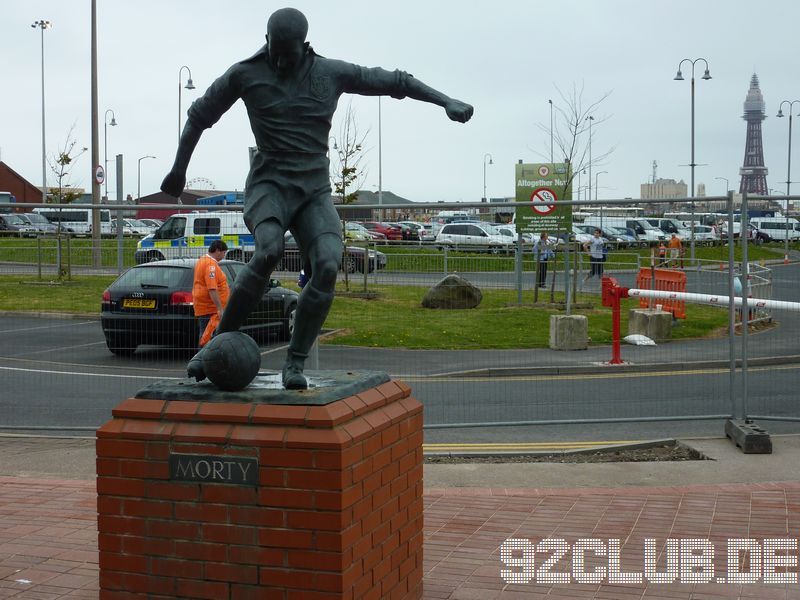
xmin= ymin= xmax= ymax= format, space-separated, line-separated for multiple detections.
xmin=161 ymin=121 xmax=204 ymax=197
xmin=404 ymin=77 xmax=473 ymax=123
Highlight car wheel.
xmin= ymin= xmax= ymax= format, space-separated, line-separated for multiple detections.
xmin=281 ymin=304 xmax=296 ymax=341
xmin=227 ymin=250 xmax=243 ymax=262
xmin=107 ymin=335 xmax=137 ymax=356
xmin=146 ymin=251 xmax=164 ymax=263
xmin=489 ymin=245 xmax=501 ymax=255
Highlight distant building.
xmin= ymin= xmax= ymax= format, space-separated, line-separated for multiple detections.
xmin=0 ymin=161 xmax=44 ymax=207
xmin=640 ymin=178 xmax=688 ymax=200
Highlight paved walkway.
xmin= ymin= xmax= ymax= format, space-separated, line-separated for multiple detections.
xmin=2 ymin=455 xmax=800 ymax=598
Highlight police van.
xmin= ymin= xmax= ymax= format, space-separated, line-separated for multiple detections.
xmin=135 ymin=211 xmax=253 ymax=264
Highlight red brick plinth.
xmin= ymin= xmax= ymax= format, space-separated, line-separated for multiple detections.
xmin=96 ymin=379 xmax=423 ymax=600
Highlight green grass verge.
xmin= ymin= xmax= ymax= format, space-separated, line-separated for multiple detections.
xmin=0 ymin=237 xmax=140 ymax=269
xmin=0 ymin=275 xmax=729 ymax=349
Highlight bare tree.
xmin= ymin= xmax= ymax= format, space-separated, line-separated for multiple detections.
xmin=330 ymin=101 xmax=370 ymax=205
xmin=537 ymin=83 xmax=615 ymax=200
xmin=48 ymin=124 xmax=88 ymax=204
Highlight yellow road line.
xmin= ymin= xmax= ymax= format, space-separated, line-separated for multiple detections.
xmin=423 ymin=440 xmax=645 ymax=452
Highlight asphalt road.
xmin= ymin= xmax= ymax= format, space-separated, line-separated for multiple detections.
xmin=0 ymin=263 xmax=798 ymax=443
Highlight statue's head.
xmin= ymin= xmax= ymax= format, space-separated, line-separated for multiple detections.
xmin=266 ymin=8 xmax=309 ymax=77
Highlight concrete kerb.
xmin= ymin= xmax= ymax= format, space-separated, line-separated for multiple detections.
xmin=429 ymin=353 xmax=800 ymax=379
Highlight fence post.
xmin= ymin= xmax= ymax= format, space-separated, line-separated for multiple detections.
xmin=515 ymin=235 xmax=523 ymax=305
xmin=443 ymin=246 xmax=448 ymax=275
xmin=727 ymin=191 xmax=738 ymax=419
xmin=66 ymin=235 xmax=72 ymax=280
xmin=37 ymin=236 xmax=42 ymax=280
xmin=740 ymin=192 xmax=749 ymax=418
xmin=362 ymin=242 xmax=368 ymax=292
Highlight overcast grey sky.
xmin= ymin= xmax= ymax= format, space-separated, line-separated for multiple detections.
xmin=3 ymin=0 xmax=800 ymax=205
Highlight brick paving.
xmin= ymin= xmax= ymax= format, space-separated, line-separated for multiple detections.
xmin=1 ymin=476 xmax=800 ymax=599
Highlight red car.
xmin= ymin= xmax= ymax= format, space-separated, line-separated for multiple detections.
xmin=360 ymin=221 xmax=402 ymax=241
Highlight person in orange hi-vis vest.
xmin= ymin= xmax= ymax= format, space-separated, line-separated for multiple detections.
xmin=193 ymin=240 xmax=230 ymax=347
xmin=667 ymin=233 xmax=682 ymax=268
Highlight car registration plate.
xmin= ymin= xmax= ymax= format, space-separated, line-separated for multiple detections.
xmin=122 ymin=298 xmax=156 ymax=309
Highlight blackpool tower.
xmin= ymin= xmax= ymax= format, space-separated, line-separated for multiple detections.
xmin=738 ymin=73 xmax=769 ymax=194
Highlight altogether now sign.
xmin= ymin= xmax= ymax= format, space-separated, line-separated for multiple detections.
xmin=515 ymin=162 xmax=572 ymax=234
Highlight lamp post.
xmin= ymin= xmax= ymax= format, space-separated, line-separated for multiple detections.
xmin=715 ymin=176 xmax=729 ymax=194
xmin=585 ymin=115 xmax=594 ymax=205
xmin=103 ymin=109 xmax=117 ymax=200
xmin=777 ymin=100 xmax=799 ymax=262
xmin=177 ymin=66 xmax=196 ymax=145
xmin=548 ymin=99 xmax=554 ymax=164
xmin=31 ymin=19 xmax=52 ymax=202
xmin=378 ymin=97 xmax=383 ymax=220
xmin=137 ymin=155 xmax=156 ymax=202
xmin=483 ymin=153 xmax=493 ymax=201
xmin=595 ymin=170 xmax=608 ymax=229
xmin=674 ymin=57 xmax=712 ymax=261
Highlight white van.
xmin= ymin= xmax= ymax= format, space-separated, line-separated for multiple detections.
xmin=583 ymin=216 xmax=666 ymax=242
xmin=750 ymin=217 xmax=800 ymax=241
xmin=645 ymin=218 xmax=692 ymax=238
xmin=135 ymin=211 xmax=253 ymax=264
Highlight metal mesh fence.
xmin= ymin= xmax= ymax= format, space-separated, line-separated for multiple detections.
xmin=0 ymin=198 xmax=798 ymax=434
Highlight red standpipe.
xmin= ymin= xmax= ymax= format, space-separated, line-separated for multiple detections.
xmin=601 ymin=276 xmax=629 ymax=365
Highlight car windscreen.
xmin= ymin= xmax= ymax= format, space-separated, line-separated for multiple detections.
xmin=110 ymin=266 xmax=191 ymax=290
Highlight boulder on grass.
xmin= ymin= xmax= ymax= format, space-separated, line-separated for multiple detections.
xmin=421 ymin=274 xmax=482 ymax=309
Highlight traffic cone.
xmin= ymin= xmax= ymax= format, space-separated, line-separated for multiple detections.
xmin=785 ymin=254 xmax=790 ymax=265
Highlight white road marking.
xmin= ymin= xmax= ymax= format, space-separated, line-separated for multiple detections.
xmin=0 ymin=365 xmax=179 ymax=380
xmin=10 ymin=341 xmax=108 ymax=357
xmin=3 ymin=321 xmax=96 ymax=333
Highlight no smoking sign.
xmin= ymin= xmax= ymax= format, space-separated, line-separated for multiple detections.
xmin=530 ymin=188 xmax=557 ymax=215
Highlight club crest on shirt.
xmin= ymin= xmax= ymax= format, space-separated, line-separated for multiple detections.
xmin=310 ymin=75 xmax=331 ymax=100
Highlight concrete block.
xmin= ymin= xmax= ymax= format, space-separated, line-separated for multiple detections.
xmin=549 ymin=314 xmax=588 ymax=350
xmin=628 ymin=308 xmax=672 ymax=342
xmin=725 ymin=419 xmax=772 ymax=454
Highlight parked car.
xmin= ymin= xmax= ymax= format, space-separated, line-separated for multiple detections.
xmin=435 ymin=222 xmax=513 ymax=253
xmin=278 ymin=233 xmax=387 ymax=273
xmin=397 ymin=221 xmax=427 ymax=241
xmin=0 ymin=213 xmax=35 ymax=236
xmin=344 ymin=221 xmax=371 ymax=242
xmin=491 ymin=224 xmax=536 ymax=244
xmin=603 ymin=226 xmax=637 ymax=248
xmin=20 ymin=212 xmax=58 ymax=234
xmin=389 ymin=222 xmax=420 ymax=241
xmin=690 ymin=225 xmax=719 ymax=245
xmin=100 ymin=258 xmax=298 ymax=355
xmin=360 ymin=221 xmax=402 ymax=241
xmin=112 ymin=218 xmax=153 ymax=236
xmin=138 ymin=218 xmax=163 ymax=229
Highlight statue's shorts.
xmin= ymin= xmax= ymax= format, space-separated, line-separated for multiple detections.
xmin=243 ymin=150 xmax=342 ymax=255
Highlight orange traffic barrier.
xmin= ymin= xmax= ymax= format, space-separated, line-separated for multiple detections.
xmin=635 ymin=268 xmax=688 ymax=319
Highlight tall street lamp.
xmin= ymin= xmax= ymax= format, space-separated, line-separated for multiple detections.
xmin=103 ymin=109 xmax=117 ymax=200
xmin=178 ymin=65 xmax=196 ymax=145
xmin=31 ymin=19 xmax=52 ymax=202
xmin=548 ymin=99 xmax=554 ymax=163
xmin=137 ymin=155 xmax=156 ymax=202
xmin=715 ymin=176 xmax=729 ymax=194
xmin=483 ymin=153 xmax=493 ymax=202
xmin=378 ymin=97 xmax=383 ymax=220
xmin=674 ymin=57 xmax=712 ymax=261
xmin=585 ymin=115 xmax=594 ymax=204
xmin=777 ymin=100 xmax=799 ymax=262
xmin=595 ymin=170 xmax=608 ymax=229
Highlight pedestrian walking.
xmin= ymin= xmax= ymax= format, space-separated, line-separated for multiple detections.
xmin=193 ymin=240 xmax=229 ymax=348
xmin=533 ymin=231 xmax=555 ymax=288
xmin=583 ymin=229 xmax=606 ymax=280
xmin=668 ymin=233 xmax=682 ymax=268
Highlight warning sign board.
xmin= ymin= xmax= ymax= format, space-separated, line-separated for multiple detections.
xmin=515 ymin=163 xmax=572 ymax=234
